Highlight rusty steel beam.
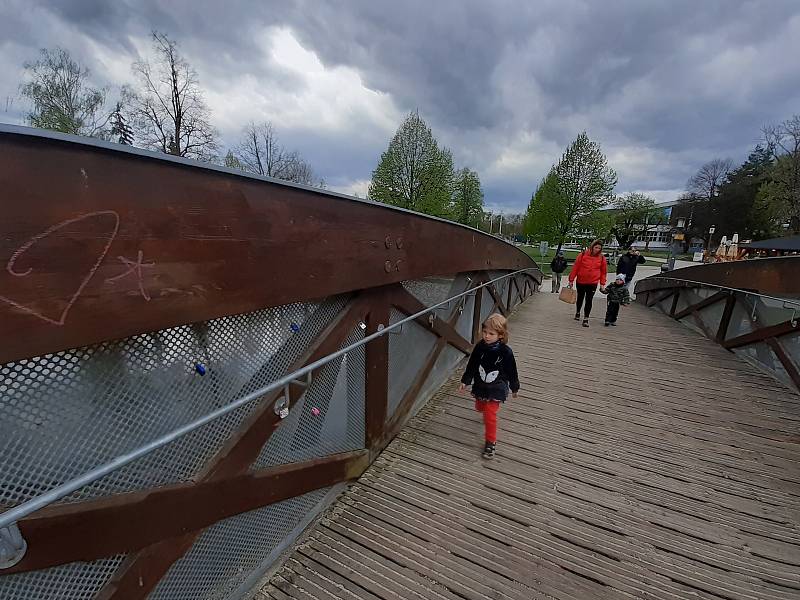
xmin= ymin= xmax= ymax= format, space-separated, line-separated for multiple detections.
xmin=670 ymin=290 xmax=681 ymax=317
xmin=382 ymin=286 xmax=469 ymax=447
xmin=472 ymin=275 xmax=485 ymax=344
xmin=390 ymin=286 xmax=473 ymax=355
xmin=486 ymin=283 xmax=508 ymax=316
xmin=634 ymin=256 xmax=800 ymax=297
xmin=364 ymin=287 xmax=391 ymax=450
xmin=716 ymin=294 xmax=738 ymax=344
xmin=723 ymin=319 xmax=800 ymax=350
xmin=766 ymin=337 xmax=800 ymax=392
xmin=0 ymin=128 xmax=536 ymax=364
xmin=647 ymin=289 xmax=675 ymax=308
xmin=8 ymin=451 xmax=368 ymax=575
xmin=673 ymin=290 xmax=729 ymax=321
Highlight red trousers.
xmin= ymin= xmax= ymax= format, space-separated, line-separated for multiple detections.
xmin=474 ymin=400 xmax=501 ymax=443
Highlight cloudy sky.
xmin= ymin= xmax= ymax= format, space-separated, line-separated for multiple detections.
xmin=1 ymin=0 xmax=798 ymax=214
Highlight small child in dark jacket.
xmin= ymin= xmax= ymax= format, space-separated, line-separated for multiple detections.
xmin=601 ymin=273 xmax=632 ymax=326
xmin=458 ymin=313 xmax=519 ymax=459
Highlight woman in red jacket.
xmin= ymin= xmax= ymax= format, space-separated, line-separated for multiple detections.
xmin=568 ymin=240 xmax=607 ymax=327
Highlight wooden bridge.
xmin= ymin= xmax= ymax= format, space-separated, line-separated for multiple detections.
xmin=259 ymin=293 xmax=800 ymax=600
xmin=0 ymin=126 xmax=798 ymax=600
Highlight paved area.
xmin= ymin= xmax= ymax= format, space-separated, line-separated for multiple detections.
xmin=257 ymin=292 xmax=800 ymax=600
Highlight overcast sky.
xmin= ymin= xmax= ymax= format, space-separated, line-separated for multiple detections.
xmin=1 ymin=0 xmax=798 ymax=213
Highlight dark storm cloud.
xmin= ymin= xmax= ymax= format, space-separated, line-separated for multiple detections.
xmin=2 ymin=0 xmax=799 ymax=212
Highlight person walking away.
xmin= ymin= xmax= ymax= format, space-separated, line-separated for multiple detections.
xmin=550 ymin=250 xmax=568 ymax=293
xmin=616 ymin=246 xmax=646 ymax=289
xmin=602 ymin=273 xmax=632 ymax=326
xmin=568 ymin=240 xmax=607 ymax=327
xmin=459 ymin=313 xmax=520 ymax=459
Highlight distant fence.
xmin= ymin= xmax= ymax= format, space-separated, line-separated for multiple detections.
xmin=0 ymin=125 xmax=542 ymax=600
xmin=635 ymin=257 xmax=800 ymax=393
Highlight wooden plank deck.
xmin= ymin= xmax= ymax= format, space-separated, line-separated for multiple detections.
xmin=256 ymin=291 xmax=800 ymax=600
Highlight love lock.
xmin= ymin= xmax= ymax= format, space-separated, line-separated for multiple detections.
xmin=0 ymin=523 xmax=27 ymax=569
xmin=274 ymin=394 xmax=290 ymax=420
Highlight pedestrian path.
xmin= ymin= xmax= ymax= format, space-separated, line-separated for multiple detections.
xmin=257 ymin=292 xmax=800 ymax=600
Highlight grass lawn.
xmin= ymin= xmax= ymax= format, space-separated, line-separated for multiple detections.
xmin=520 ymin=246 xmax=661 ymax=276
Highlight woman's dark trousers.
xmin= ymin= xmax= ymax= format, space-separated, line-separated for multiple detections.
xmin=575 ymin=283 xmax=598 ymax=318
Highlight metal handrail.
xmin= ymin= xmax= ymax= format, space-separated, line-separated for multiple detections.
xmin=0 ymin=268 xmax=540 ymax=530
xmin=645 ymin=276 xmax=800 ymax=309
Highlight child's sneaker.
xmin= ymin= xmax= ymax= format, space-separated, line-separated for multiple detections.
xmin=604 ymin=322 xmax=611 ymax=327
xmin=610 ymin=322 xmax=617 ymax=326
xmin=482 ymin=442 xmax=496 ymax=459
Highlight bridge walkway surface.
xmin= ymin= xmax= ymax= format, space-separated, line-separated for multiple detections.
xmin=256 ymin=292 xmax=800 ymax=600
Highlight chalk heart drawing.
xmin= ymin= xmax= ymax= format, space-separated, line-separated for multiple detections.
xmin=0 ymin=210 xmax=121 ymax=326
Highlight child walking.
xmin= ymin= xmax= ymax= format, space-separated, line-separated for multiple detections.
xmin=602 ymin=273 xmax=632 ymax=326
xmin=458 ymin=313 xmax=520 ymax=459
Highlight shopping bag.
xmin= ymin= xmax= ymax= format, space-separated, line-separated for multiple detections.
xmin=558 ymin=286 xmax=577 ymax=304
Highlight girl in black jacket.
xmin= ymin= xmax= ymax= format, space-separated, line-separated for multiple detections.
xmin=459 ymin=313 xmax=520 ymax=459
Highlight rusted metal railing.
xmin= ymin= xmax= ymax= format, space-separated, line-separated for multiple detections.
xmin=635 ymin=257 xmax=800 ymax=393
xmin=0 ymin=125 xmax=542 ymax=600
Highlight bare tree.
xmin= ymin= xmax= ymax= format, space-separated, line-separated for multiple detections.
xmin=129 ymin=32 xmax=218 ymax=160
xmin=763 ymin=115 xmax=800 ymax=233
xmin=687 ymin=158 xmax=733 ymax=200
xmin=21 ymin=48 xmax=110 ymax=136
xmin=234 ymin=121 xmax=321 ymax=186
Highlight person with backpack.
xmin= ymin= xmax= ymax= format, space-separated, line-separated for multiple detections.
xmin=549 ymin=250 xmax=568 ymax=293
xmin=567 ymin=239 xmax=607 ymax=327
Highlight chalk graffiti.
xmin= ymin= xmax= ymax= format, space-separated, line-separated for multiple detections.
xmin=105 ymin=250 xmax=155 ymax=301
xmin=0 ymin=211 xmax=120 ymax=325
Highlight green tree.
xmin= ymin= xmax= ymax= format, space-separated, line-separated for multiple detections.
xmin=523 ymin=169 xmax=567 ymax=243
xmin=452 ymin=167 xmax=484 ymax=227
xmin=550 ymin=132 xmax=617 ymax=251
xmin=109 ymin=101 xmax=134 ymax=145
xmin=21 ymin=48 xmax=110 ymax=136
xmin=369 ymin=111 xmax=454 ymax=218
xmin=609 ymin=193 xmax=663 ymax=249
xmin=763 ymin=115 xmax=800 ymax=233
xmin=223 ymin=150 xmax=243 ymax=170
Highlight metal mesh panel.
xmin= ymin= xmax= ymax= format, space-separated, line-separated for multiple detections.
xmin=413 ymin=344 xmax=468 ymax=419
xmin=387 ymin=309 xmax=438 ymax=419
xmin=479 ymin=286 xmax=495 ymax=323
xmin=150 ymin=487 xmax=332 ymax=600
xmin=737 ymin=341 xmax=792 ymax=389
xmin=655 ymin=292 xmax=674 ymax=314
xmin=0 ymin=555 xmax=124 ymax=600
xmin=696 ymin=295 xmax=728 ymax=331
xmin=753 ymin=295 xmax=792 ymax=327
xmin=253 ymin=327 xmax=365 ymax=469
xmin=781 ymin=332 xmax=800 ymax=364
xmin=0 ymin=296 xmax=349 ymax=506
xmin=456 ymin=292 xmax=476 ymax=342
xmin=402 ymin=277 xmax=456 ymax=307
xmin=727 ymin=297 xmax=756 ymax=338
